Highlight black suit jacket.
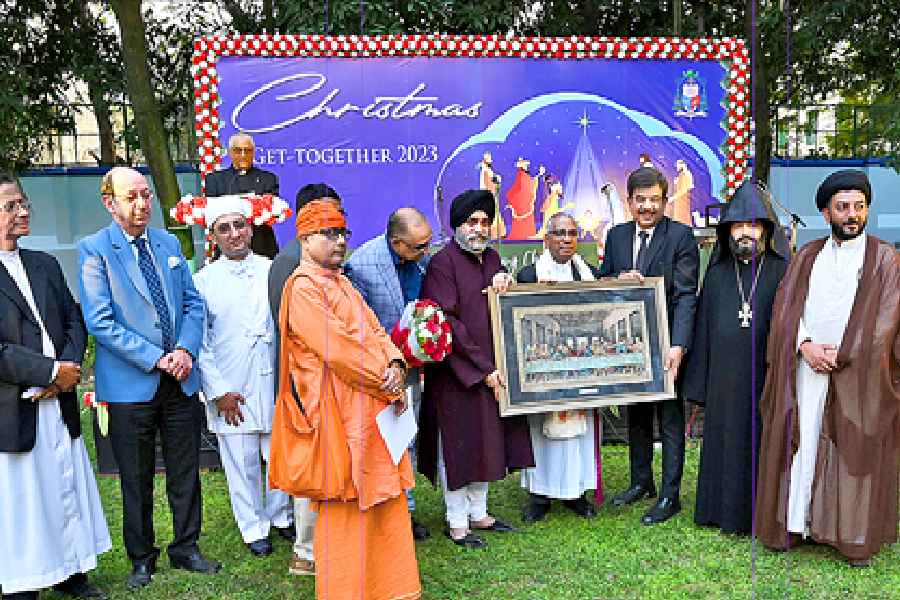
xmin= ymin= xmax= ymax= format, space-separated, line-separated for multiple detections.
xmin=598 ymin=217 xmax=699 ymax=350
xmin=516 ymin=260 xmax=601 ymax=283
xmin=205 ymin=166 xmax=281 ymax=258
xmin=0 ymin=250 xmax=88 ymax=452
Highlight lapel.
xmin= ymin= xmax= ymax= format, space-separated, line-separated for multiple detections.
xmin=149 ymin=229 xmax=179 ymax=315
xmin=377 ymin=236 xmax=405 ymax=309
xmin=20 ymin=250 xmax=51 ymax=326
xmin=109 ymin=222 xmax=153 ymax=305
xmin=0 ymin=256 xmax=38 ymax=326
xmin=643 ymin=218 xmax=668 ymax=270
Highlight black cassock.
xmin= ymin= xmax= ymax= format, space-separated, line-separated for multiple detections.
xmin=682 ymin=254 xmax=787 ymax=534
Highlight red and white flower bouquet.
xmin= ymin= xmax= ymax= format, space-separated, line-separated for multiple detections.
xmin=390 ymin=300 xmax=453 ymax=367
xmin=169 ymin=193 xmax=294 ymax=227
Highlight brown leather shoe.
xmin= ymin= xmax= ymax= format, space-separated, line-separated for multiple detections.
xmin=288 ymin=555 xmax=315 ymax=576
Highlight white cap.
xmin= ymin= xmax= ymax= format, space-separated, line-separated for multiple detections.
xmin=205 ymin=195 xmax=251 ymax=229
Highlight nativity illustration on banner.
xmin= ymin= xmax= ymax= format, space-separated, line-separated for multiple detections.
xmin=196 ymin=36 xmax=749 ymax=252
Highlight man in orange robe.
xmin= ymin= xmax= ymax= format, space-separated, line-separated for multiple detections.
xmin=269 ymin=200 xmax=421 ymax=600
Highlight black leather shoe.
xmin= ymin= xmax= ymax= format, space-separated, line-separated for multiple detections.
xmin=563 ymin=496 xmax=597 ymax=519
xmin=52 ymin=573 xmax=108 ymax=599
xmin=849 ymin=558 xmax=871 ymax=568
xmin=443 ymin=528 xmax=487 ymax=549
xmin=126 ymin=560 xmax=156 ymax=590
xmin=641 ymin=497 xmax=681 ymax=525
xmin=472 ymin=517 xmax=517 ymax=533
xmin=522 ymin=499 xmax=551 ymax=523
xmin=272 ymin=524 xmax=296 ymax=541
xmin=246 ymin=538 xmax=273 ymax=557
xmin=612 ymin=484 xmax=657 ymax=507
xmin=169 ymin=551 xmax=222 ymax=574
xmin=411 ymin=518 xmax=430 ymax=541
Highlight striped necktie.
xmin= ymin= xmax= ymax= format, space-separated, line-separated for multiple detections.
xmin=133 ymin=237 xmax=174 ymax=351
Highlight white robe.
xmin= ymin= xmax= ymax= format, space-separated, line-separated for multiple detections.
xmin=520 ymin=251 xmax=598 ymax=499
xmin=194 ymin=253 xmax=290 ymax=543
xmin=0 ymin=250 xmax=111 ymax=594
xmin=787 ymin=234 xmax=867 ymax=534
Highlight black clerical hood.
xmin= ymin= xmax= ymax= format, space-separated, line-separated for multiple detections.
xmin=710 ymin=181 xmax=790 ymax=264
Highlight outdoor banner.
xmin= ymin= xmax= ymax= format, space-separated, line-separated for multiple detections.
xmin=192 ymin=35 xmax=749 ymax=249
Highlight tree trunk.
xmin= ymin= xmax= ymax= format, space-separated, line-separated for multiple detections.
xmin=109 ymin=0 xmax=187 ymax=254
xmin=745 ymin=0 xmax=771 ymax=185
xmin=87 ymin=79 xmax=117 ymax=166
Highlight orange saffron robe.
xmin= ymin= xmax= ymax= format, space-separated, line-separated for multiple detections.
xmin=275 ymin=261 xmax=420 ymax=600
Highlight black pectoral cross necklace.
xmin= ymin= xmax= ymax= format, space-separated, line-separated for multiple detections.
xmin=735 ymin=254 xmax=765 ymax=328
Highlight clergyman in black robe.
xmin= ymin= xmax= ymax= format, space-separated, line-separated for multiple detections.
xmin=681 ymin=181 xmax=789 ymax=534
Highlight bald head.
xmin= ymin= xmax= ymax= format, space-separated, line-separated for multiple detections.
xmin=387 ymin=207 xmax=432 ymax=263
xmin=100 ymin=167 xmax=153 ymax=236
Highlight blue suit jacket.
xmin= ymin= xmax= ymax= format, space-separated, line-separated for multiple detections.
xmin=78 ymin=222 xmax=205 ymax=403
xmin=344 ymin=235 xmax=428 ymax=331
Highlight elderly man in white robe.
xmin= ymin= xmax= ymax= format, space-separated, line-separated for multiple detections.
xmin=0 ymin=174 xmax=110 ymax=600
xmin=194 ymin=196 xmax=292 ymax=557
xmin=515 ymin=212 xmax=601 ymax=523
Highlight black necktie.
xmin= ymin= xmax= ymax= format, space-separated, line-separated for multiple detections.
xmin=636 ymin=231 xmax=649 ymax=274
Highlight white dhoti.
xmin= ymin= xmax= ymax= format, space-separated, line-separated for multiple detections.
xmin=292 ymin=497 xmax=317 ymax=560
xmin=0 ymin=398 xmax=111 ymax=594
xmin=521 ymin=413 xmax=597 ymax=499
xmin=217 ymin=432 xmax=291 ymax=543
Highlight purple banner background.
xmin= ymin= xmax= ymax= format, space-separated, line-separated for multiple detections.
xmin=214 ymin=56 xmax=728 ymax=247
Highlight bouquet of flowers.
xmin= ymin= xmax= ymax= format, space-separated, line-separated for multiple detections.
xmin=390 ymin=300 xmax=453 ymax=367
xmin=82 ymin=391 xmax=109 ymax=437
xmin=169 ymin=193 xmax=294 ymax=228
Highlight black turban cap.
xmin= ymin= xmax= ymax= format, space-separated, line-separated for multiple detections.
xmin=449 ymin=189 xmax=496 ymax=229
xmin=815 ymin=169 xmax=871 ymax=210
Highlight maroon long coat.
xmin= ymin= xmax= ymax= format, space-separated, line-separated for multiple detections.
xmin=418 ymin=240 xmax=534 ymax=490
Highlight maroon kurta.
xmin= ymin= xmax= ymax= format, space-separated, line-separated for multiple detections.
xmin=418 ymin=240 xmax=534 ymax=490
xmin=756 ymin=235 xmax=900 ymax=561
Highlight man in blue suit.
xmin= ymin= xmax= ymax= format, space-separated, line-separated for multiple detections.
xmin=599 ymin=166 xmax=699 ymax=526
xmin=78 ymin=167 xmax=220 ymax=590
xmin=344 ymin=207 xmax=433 ymax=540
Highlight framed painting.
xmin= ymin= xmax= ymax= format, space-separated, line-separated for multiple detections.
xmin=488 ymin=278 xmax=674 ymax=416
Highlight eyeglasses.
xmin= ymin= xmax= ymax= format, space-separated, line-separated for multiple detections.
xmin=115 ymin=190 xmax=153 ymax=203
xmin=214 ymin=218 xmax=249 ymax=235
xmin=402 ymin=238 xmax=432 ymax=251
xmin=465 ymin=217 xmax=491 ymax=228
xmin=230 ymin=147 xmax=255 ymax=155
xmin=548 ymin=228 xmax=579 ymax=238
xmin=314 ymin=228 xmax=352 ymax=241
xmin=0 ymin=200 xmax=31 ymax=213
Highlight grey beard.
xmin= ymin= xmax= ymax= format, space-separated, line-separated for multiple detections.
xmin=454 ymin=227 xmax=488 ymax=254
xmin=729 ymin=236 xmax=763 ymax=261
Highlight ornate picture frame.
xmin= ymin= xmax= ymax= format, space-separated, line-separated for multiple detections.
xmin=488 ymin=278 xmax=674 ymax=416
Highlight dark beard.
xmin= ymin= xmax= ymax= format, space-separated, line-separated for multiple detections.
xmin=831 ymin=218 xmax=866 ymax=241
xmin=729 ymin=235 xmax=763 ymax=260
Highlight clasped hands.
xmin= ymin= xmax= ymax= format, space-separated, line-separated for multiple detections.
xmin=33 ymin=361 xmax=81 ymax=401
xmin=380 ymin=360 xmax=408 ymax=415
xmin=156 ymin=348 xmax=193 ymax=381
xmin=800 ymin=341 xmax=838 ymax=374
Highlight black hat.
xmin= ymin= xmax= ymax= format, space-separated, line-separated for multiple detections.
xmin=815 ymin=170 xmax=871 ymax=210
xmin=712 ymin=180 xmax=789 ymax=262
xmin=449 ymin=189 xmax=495 ymax=229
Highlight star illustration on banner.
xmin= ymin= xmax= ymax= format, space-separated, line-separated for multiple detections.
xmin=575 ymin=109 xmax=596 ymax=133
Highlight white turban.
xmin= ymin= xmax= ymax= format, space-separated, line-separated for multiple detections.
xmin=205 ymin=194 xmax=251 ymax=229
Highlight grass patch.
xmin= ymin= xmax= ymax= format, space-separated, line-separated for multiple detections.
xmin=49 ymin=415 xmax=900 ymax=599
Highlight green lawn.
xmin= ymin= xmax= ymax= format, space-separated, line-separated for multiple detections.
xmin=55 ymin=413 xmax=900 ymax=600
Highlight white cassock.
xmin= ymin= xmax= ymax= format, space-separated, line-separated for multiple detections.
xmin=787 ymin=234 xmax=866 ymax=534
xmin=194 ymin=253 xmax=291 ymax=543
xmin=0 ymin=250 xmax=110 ymax=594
xmin=520 ymin=251 xmax=598 ymax=500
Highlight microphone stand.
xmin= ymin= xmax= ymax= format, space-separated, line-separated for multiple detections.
xmin=759 ymin=181 xmax=805 ymax=255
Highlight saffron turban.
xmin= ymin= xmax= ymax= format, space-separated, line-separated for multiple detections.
xmin=815 ymin=169 xmax=872 ymax=210
xmin=449 ymin=189 xmax=495 ymax=229
xmin=295 ymin=200 xmax=346 ymax=237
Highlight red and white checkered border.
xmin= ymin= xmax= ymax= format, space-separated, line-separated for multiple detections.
xmin=192 ymin=34 xmax=749 ymax=195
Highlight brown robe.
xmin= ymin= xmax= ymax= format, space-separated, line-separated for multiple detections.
xmin=418 ymin=240 xmax=534 ymax=490
xmin=755 ymin=235 xmax=900 ymax=561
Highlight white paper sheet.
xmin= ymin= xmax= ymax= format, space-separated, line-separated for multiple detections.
xmin=376 ymin=403 xmax=418 ymax=466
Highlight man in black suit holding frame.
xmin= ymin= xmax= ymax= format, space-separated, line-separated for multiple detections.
xmin=599 ymin=167 xmax=699 ymax=525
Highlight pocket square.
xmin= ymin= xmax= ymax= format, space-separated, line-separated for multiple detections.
xmin=168 ymin=256 xmax=181 ymax=269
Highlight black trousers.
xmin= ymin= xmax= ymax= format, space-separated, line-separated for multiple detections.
xmin=107 ymin=373 xmax=202 ymax=563
xmin=626 ymin=397 xmax=685 ymax=500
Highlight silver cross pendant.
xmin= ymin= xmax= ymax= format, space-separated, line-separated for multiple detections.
xmin=738 ymin=302 xmax=752 ymax=328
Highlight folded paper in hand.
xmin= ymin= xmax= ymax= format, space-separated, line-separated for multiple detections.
xmin=376 ymin=403 xmax=418 ymax=466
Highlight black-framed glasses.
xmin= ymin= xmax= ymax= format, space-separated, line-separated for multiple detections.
xmin=214 ymin=218 xmax=250 ymax=236
xmin=315 ymin=227 xmax=352 ymax=241
xmin=403 ymin=238 xmax=432 ymax=251
xmin=0 ymin=200 xmax=31 ymax=213
xmin=548 ymin=228 xmax=579 ymax=238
